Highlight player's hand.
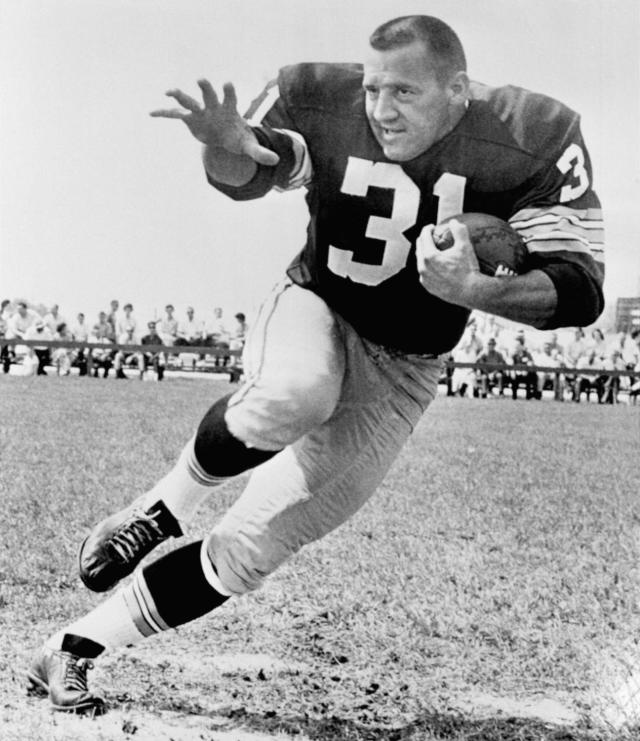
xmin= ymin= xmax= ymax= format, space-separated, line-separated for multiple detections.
xmin=150 ymin=80 xmax=279 ymax=167
xmin=416 ymin=220 xmax=484 ymax=306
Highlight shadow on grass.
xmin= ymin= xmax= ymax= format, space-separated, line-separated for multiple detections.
xmin=152 ymin=702 xmax=622 ymax=741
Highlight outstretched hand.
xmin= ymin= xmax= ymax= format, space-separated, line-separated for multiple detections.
xmin=150 ymin=79 xmax=279 ymax=167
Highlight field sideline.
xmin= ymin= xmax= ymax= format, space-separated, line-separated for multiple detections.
xmin=0 ymin=375 xmax=639 ymax=741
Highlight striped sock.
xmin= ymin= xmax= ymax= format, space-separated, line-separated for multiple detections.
xmin=143 ymin=436 xmax=226 ymax=526
xmin=46 ymin=586 xmax=146 ymax=653
xmin=46 ymin=541 xmax=228 ymax=654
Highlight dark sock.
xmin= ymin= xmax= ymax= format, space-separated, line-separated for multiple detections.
xmin=141 ymin=540 xmax=228 ymax=627
xmin=61 ymin=634 xmax=105 ymax=658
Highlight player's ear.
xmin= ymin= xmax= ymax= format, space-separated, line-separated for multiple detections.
xmin=448 ymin=71 xmax=469 ymax=104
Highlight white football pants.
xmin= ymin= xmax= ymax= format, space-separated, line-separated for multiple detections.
xmin=207 ymin=279 xmax=442 ymax=594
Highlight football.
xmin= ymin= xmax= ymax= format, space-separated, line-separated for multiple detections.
xmin=432 ymin=212 xmax=530 ymax=277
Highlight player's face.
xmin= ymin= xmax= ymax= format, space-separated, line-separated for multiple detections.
xmin=363 ymin=41 xmax=466 ymax=161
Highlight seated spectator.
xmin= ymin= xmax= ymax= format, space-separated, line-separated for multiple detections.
xmin=95 ymin=311 xmax=115 ymax=342
xmin=106 ymin=299 xmax=120 ymax=338
xmin=71 ymin=312 xmax=91 ymax=376
xmin=0 ymin=300 xmax=12 ymax=373
xmin=43 ymin=304 xmax=66 ymax=335
xmin=24 ymin=318 xmax=53 ymax=375
xmin=510 ymin=335 xmax=538 ymax=400
xmin=52 ymin=322 xmax=73 ymax=376
xmin=451 ymin=322 xmax=483 ymax=397
xmin=205 ymin=306 xmax=230 ymax=367
xmin=230 ymin=312 xmax=249 ymax=351
xmin=534 ymin=341 xmax=565 ymax=401
xmin=89 ymin=325 xmax=114 ymax=379
xmin=588 ymin=328 xmax=607 ymax=361
xmin=116 ymin=303 xmax=137 ymax=339
xmin=563 ymin=327 xmax=588 ymax=399
xmin=114 ymin=326 xmax=142 ymax=379
xmin=158 ymin=305 xmax=178 ymax=347
xmin=6 ymin=301 xmax=39 ymax=347
xmin=140 ymin=321 xmax=166 ymax=381
xmin=176 ymin=306 xmax=205 ymax=347
xmin=601 ymin=348 xmax=627 ymax=404
xmin=573 ymin=348 xmax=605 ymax=403
xmin=475 ymin=337 xmax=507 ymax=397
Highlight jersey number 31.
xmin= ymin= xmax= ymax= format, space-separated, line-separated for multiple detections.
xmin=328 ymin=157 xmax=464 ymax=286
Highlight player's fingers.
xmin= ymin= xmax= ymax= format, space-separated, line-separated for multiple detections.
xmin=221 ymin=82 xmax=238 ymax=111
xmin=165 ymin=89 xmax=201 ymax=112
xmin=416 ymin=224 xmax=438 ymax=260
xmin=243 ymin=138 xmax=280 ymax=166
xmin=448 ymin=219 xmax=471 ymax=246
xmin=149 ymin=108 xmax=190 ymax=120
xmin=197 ymin=78 xmax=220 ymax=108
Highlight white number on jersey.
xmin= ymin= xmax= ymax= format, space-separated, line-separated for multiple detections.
xmin=556 ymin=143 xmax=589 ymax=202
xmin=328 ymin=157 xmax=467 ymax=286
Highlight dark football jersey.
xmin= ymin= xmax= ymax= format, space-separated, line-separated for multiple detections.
xmin=209 ymin=63 xmax=604 ymax=355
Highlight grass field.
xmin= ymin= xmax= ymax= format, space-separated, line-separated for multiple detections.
xmin=1 ymin=374 xmax=639 ymax=741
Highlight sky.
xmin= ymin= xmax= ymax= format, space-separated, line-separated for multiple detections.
xmin=1 ymin=0 xmax=639 ymax=326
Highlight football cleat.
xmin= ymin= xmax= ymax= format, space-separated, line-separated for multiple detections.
xmin=79 ymin=498 xmax=182 ymax=592
xmin=27 ymin=647 xmax=106 ymax=715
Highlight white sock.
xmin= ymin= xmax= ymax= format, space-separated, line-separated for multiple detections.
xmin=46 ymin=585 xmax=145 ymax=653
xmin=142 ymin=436 xmax=227 ymax=526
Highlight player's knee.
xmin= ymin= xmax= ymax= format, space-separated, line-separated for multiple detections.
xmin=203 ymin=518 xmax=294 ymax=596
xmin=229 ymin=373 xmax=339 ymax=449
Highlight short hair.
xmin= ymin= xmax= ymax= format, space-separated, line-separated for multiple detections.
xmin=369 ymin=15 xmax=466 ymax=85
xmin=124 ymin=303 xmax=133 ymax=310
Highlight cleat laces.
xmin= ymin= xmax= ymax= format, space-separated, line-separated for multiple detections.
xmin=106 ymin=508 xmax=164 ymax=563
xmin=64 ymin=656 xmax=93 ymax=693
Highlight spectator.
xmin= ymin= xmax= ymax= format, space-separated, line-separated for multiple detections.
xmin=229 ymin=312 xmax=249 ymax=351
xmin=43 ymin=304 xmax=66 ymax=335
xmin=206 ymin=306 xmax=230 ymax=367
xmin=140 ymin=322 xmax=166 ymax=381
xmin=510 ymin=335 xmax=537 ymax=400
xmin=24 ymin=318 xmax=53 ymax=375
xmin=451 ymin=322 xmax=482 ymax=397
xmin=6 ymin=300 xmax=39 ymax=343
xmin=628 ymin=330 xmax=640 ymax=405
xmin=573 ymin=348 xmax=604 ymax=403
xmin=589 ymin=328 xmax=607 ymax=361
xmin=95 ymin=311 xmax=115 ymax=342
xmin=89 ymin=324 xmax=114 ymax=379
xmin=476 ymin=337 xmax=507 ymax=397
xmin=114 ymin=325 xmax=141 ymax=380
xmin=116 ymin=304 xmax=137 ymax=339
xmin=534 ymin=340 xmax=565 ymax=401
xmin=158 ymin=305 xmax=179 ymax=347
xmin=0 ymin=300 xmax=12 ymax=373
xmin=106 ymin=300 xmax=120 ymax=338
xmin=52 ymin=322 xmax=73 ymax=376
xmin=601 ymin=348 xmax=626 ymax=404
xmin=71 ymin=312 xmax=91 ymax=376
xmin=176 ymin=306 xmax=205 ymax=347
xmin=563 ymin=327 xmax=588 ymax=399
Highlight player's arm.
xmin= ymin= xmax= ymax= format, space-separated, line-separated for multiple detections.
xmin=416 ymin=222 xmax=557 ymax=327
xmin=418 ymin=121 xmax=604 ymax=329
xmin=151 ymin=76 xmax=311 ymax=199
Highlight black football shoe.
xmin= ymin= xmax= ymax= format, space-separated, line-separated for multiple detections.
xmin=27 ymin=647 xmax=106 ymax=715
xmin=79 ymin=497 xmax=183 ymax=592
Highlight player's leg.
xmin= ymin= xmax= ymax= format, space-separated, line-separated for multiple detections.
xmin=79 ymin=280 xmax=346 ymax=592
xmin=29 ymin=538 xmax=228 ymax=714
xmin=205 ymin=335 xmax=442 ymax=597
xmin=32 ymin=334 xmax=439 ymax=713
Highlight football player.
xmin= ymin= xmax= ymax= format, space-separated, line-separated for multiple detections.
xmin=28 ymin=15 xmax=604 ymax=713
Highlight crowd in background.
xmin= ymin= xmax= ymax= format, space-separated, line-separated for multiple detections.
xmin=1 ymin=298 xmax=639 ymax=402
xmin=0 ymin=298 xmax=248 ymax=381
xmin=445 ymin=313 xmax=640 ymax=404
